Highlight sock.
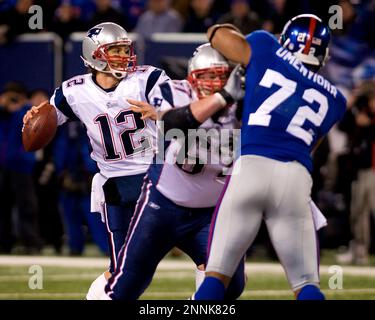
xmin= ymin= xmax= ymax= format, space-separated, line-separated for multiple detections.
xmin=86 ymin=272 xmax=107 ymax=300
xmin=225 ymin=269 xmax=246 ymax=300
xmin=194 ymin=277 xmax=226 ymax=300
xmin=297 ymin=285 xmax=325 ymax=300
xmin=195 ymin=268 xmax=205 ymax=291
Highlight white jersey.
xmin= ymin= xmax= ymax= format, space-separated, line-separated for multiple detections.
xmin=149 ymin=80 xmax=240 ymax=208
xmin=50 ymin=66 xmax=170 ymax=179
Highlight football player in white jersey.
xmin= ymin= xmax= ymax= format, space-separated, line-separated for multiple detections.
xmin=102 ymin=44 xmax=246 ymax=300
xmin=23 ymin=22 xmax=171 ymax=299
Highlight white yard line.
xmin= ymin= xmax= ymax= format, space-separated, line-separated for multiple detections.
xmin=1 ymin=255 xmax=375 ymax=276
xmin=0 ymin=288 xmax=375 ymax=299
xmin=145 ymin=288 xmax=375 ymax=297
xmin=0 ymin=255 xmax=109 ymax=268
xmin=0 ymin=271 xmax=195 ymax=281
xmin=0 ymin=293 xmax=84 ymax=298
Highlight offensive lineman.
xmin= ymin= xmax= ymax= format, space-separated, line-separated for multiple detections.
xmin=23 ymin=22 xmax=170 ymax=299
xmin=102 ymin=44 xmax=246 ymax=300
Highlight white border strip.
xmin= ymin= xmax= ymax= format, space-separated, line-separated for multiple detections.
xmin=1 ymin=288 xmax=375 ymax=299
xmin=69 ymin=32 xmax=204 ymax=43
xmin=69 ymin=32 xmax=138 ymax=42
xmin=150 ymin=33 xmax=206 ymax=43
xmin=2 ymin=256 xmax=375 ymax=276
xmin=17 ymin=33 xmax=60 ymax=42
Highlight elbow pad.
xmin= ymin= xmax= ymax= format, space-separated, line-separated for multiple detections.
xmin=161 ymin=105 xmax=202 ymax=133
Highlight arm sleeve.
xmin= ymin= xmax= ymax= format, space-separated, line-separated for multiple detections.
xmin=161 ymin=105 xmax=201 ymax=133
xmin=150 ymin=79 xmax=199 ymax=132
xmin=246 ymin=30 xmax=279 ymax=59
xmin=50 ymin=86 xmax=79 ymax=125
xmin=145 ymin=68 xmax=171 ymax=104
xmin=148 ymin=81 xmax=175 ymax=112
xmin=149 ymin=80 xmax=195 ymax=112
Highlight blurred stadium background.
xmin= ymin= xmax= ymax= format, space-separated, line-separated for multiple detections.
xmin=0 ymin=0 xmax=374 ymax=299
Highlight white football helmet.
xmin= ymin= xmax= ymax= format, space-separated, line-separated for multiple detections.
xmin=187 ymin=43 xmax=231 ymax=99
xmin=81 ymin=22 xmax=136 ymax=79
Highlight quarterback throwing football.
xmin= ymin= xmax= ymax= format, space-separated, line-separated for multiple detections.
xmin=23 ymin=22 xmax=171 ymax=299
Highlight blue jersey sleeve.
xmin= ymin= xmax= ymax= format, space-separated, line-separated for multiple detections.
xmin=246 ymin=31 xmax=279 ymax=60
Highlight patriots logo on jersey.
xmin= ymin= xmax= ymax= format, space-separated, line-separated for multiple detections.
xmin=153 ymin=97 xmax=163 ymax=107
xmin=87 ymin=27 xmax=103 ymax=39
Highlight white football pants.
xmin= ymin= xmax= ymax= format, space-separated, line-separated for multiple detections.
xmin=206 ymin=155 xmax=320 ymax=291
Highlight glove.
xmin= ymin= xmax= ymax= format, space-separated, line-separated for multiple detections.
xmin=218 ymin=64 xmax=245 ymax=105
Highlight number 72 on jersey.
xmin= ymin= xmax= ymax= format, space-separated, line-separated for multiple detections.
xmin=247 ymin=69 xmax=329 ymax=146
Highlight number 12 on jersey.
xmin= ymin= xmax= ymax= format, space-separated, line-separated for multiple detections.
xmin=248 ymin=69 xmax=328 ymax=145
xmin=94 ymin=110 xmax=152 ymax=161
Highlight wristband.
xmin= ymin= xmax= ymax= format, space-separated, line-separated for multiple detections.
xmin=161 ymin=105 xmax=201 ymax=133
xmin=217 ymin=89 xmax=234 ymax=106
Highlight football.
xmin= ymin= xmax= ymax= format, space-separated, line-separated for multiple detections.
xmin=22 ymin=103 xmax=58 ymax=151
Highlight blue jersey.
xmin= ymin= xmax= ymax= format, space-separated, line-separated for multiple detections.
xmin=241 ymin=31 xmax=347 ymax=172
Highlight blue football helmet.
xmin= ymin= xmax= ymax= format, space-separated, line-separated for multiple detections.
xmin=279 ymin=14 xmax=331 ymax=69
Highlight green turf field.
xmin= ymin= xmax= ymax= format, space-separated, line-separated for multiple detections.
xmin=1 ymin=251 xmax=375 ymax=300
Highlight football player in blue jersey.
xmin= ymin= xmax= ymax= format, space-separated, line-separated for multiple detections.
xmin=159 ymin=14 xmax=347 ymax=300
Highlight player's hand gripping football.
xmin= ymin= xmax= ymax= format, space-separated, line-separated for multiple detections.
xmin=219 ymin=64 xmax=245 ymax=104
xmin=22 ymin=101 xmax=58 ymax=151
xmin=22 ymin=100 xmax=48 ymax=128
xmin=127 ymin=99 xmax=158 ymax=121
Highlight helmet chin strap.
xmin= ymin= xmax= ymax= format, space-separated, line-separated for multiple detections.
xmin=108 ymin=63 xmax=128 ymax=79
xmin=81 ymin=55 xmax=128 ymax=79
xmin=101 ymin=67 xmax=128 ymax=79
